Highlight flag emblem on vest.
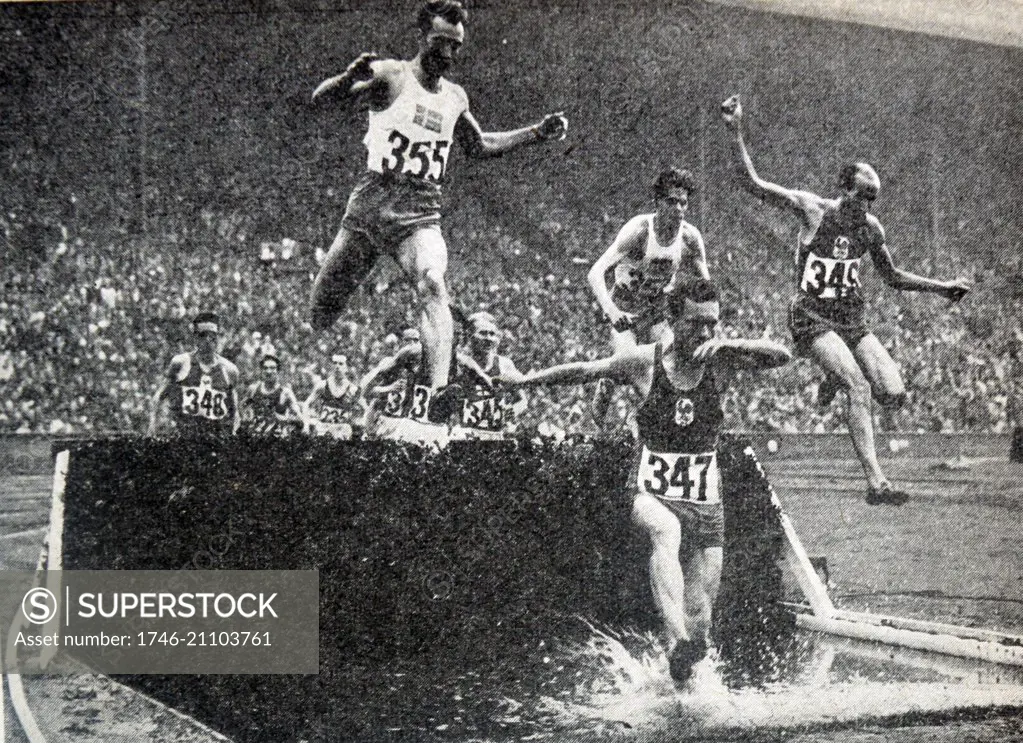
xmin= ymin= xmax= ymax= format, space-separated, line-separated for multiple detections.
xmin=832 ymin=236 xmax=851 ymax=260
xmin=413 ymin=104 xmax=443 ymax=134
xmin=674 ymin=397 xmax=695 ymax=427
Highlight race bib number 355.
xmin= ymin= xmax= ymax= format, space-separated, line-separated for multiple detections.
xmin=382 ymin=130 xmax=450 ymax=182
xmin=637 ymin=447 xmax=720 ymax=503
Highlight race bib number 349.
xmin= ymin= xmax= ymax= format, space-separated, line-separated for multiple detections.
xmin=637 ymin=447 xmax=720 ymax=503
xmin=799 ymin=253 xmax=861 ymax=299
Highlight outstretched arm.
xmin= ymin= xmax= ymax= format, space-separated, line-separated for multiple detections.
xmin=500 ymin=358 xmax=529 ymax=419
xmin=869 ymin=229 xmax=971 ymax=301
xmin=454 ymin=109 xmax=568 ymax=159
xmin=509 ymin=349 xmax=649 ymax=390
xmin=721 ymin=95 xmax=821 ymax=225
xmin=359 ymin=344 xmax=419 ymax=398
xmin=587 ymin=217 xmax=646 ymax=332
xmin=693 ymin=337 xmax=792 ymax=375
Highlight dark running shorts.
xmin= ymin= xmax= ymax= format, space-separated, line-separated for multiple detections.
xmin=659 ymin=499 xmax=724 ymax=550
xmin=340 ymin=171 xmax=443 ymax=255
xmin=789 ymin=294 xmax=869 ymax=357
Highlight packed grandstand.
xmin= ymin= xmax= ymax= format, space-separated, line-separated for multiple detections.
xmin=1 ymin=212 xmax=1018 ymax=437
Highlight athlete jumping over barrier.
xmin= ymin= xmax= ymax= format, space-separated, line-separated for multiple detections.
xmin=722 ymin=94 xmax=970 ymax=505
xmin=502 ymin=278 xmax=791 ymax=683
xmin=309 ymin=0 xmax=567 ymax=417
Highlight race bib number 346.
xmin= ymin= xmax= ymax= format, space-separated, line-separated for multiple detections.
xmin=637 ymin=447 xmax=720 ymax=503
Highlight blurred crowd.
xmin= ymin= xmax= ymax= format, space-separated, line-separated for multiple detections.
xmin=0 ymin=214 xmax=1019 ymax=437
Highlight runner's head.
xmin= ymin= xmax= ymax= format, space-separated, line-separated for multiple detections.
xmin=467 ymin=311 xmax=502 ymax=354
xmin=838 ymin=162 xmax=880 ymax=219
xmin=652 ymin=167 xmax=695 ymax=229
xmin=260 ymin=353 xmax=281 ymax=383
xmin=667 ymin=278 xmax=720 ymax=356
xmin=331 ymin=353 xmax=349 ymax=377
xmin=417 ymin=0 xmax=467 ymax=76
xmin=192 ymin=312 xmax=220 ymax=354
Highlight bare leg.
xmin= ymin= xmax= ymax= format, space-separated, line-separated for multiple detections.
xmin=682 ymin=546 xmax=723 ymax=648
xmin=397 ymin=226 xmax=452 ymax=390
xmin=310 ymin=226 xmax=376 ymax=331
xmin=633 ymin=494 xmax=689 ymax=648
xmin=854 ymin=333 xmax=907 ymax=407
xmin=809 ymin=332 xmax=887 ymax=490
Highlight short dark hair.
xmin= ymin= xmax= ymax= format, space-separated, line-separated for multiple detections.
xmin=417 ymin=0 xmax=467 ymax=33
xmin=192 ymin=312 xmax=219 ymax=332
xmin=652 ymin=167 xmax=695 ymax=199
xmin=667 ymin=277 xmax=719 ymax=318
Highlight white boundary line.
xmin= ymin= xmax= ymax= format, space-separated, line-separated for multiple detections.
xmin=766 ymin=443 xmax=1023 ymax=667
xmin=38 ymin=450 xmax=66 ymax=671
xmin=0 ymin=450 xmax=68 ymax=743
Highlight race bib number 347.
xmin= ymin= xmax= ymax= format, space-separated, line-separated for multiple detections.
xmin=637 ymin=447 xmax=720 ymax=503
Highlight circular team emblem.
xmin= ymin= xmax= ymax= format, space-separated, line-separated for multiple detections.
xmin=832 ymin=236 xmax=851 ymax=260
xmin=674 ymin=397 xmax=695 ymax=427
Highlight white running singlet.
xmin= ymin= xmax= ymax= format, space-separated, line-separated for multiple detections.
xmin=364 ymin=62 xmax=468 ymax=184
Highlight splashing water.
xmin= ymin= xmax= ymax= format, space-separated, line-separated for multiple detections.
xmin=510 ymin=623 xmax=1023 ymax=742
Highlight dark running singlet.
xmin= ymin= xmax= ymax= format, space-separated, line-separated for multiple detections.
xmin=633 ymin=345 xmax=724 ymax=503
xmin=456 ymin=355 xmax=511 ymax=433
xmin=245 ymin=385 xmax=295 ymax=437
xmin=319 ymin=378 xmax=358 ymax=427
xmin=171 ymin=354 xmax=234 ymax=437
xmin=794 ymin=205 xmax=882 ymax=328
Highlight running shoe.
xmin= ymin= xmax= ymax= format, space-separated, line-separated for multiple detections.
xmin=668 ymin=636 xmax=707 ymax=685
xmin=866 ymin=482 xmax=910 ymax=506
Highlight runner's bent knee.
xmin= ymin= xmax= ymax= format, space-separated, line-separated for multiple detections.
xmin=633 ymin=498 xmax=681 ymax=548
xmin=418 ymin=266 xmax=448 ymax=302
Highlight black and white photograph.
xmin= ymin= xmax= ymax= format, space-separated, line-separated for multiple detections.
xmin=0 ymin=0 xmax=1021 ymax=740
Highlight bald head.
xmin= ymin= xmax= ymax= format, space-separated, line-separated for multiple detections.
xmin=838 ymin=162 xmax=881 ymax=216
xmin=839 ymin=163 xmax=880 ymax=194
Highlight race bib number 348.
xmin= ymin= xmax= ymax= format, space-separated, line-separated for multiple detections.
xmin=637 ymin=447 xmax=720 ymax=503
xmin=181 ymin=385 xmax=228 ymax=421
